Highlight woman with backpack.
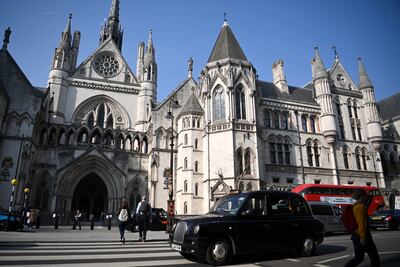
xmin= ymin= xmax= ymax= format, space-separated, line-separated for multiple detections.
xmin=118 ymin=201 xmax=129 ymax=244
xmin=344 ymin=188 xmax=380 ymax=267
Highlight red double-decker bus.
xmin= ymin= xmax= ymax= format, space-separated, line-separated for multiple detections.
xmin=292 ymin=184 xmax=385 ymax=215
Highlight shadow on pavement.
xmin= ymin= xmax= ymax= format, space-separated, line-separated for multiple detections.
xmin=314 ymin=244 xmax=348 ymax=256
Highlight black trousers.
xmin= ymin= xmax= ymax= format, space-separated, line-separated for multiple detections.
xmin=138 ymin=216 xmax=149 ymax=240
xmin=72 ymin=219 xmax=81 ymax=230
xmin=345 ymin=232 xmax=380 ymax=267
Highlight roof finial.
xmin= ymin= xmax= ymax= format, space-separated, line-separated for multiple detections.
xmin=223 ymin=12 xmax=228 ymax=27
xmin=332 ymin=45 xmax=339 ymax=60
xmin=2 ymin=27 xmax=11 ymax=50
xmin=188 ymin=57 xmax=193 ymax=78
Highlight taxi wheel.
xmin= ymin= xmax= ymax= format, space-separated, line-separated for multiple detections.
xmin=299 ymin=236 xmax=316 ymax=257
xmin=206 ymin=238 xmax=231 ymax=266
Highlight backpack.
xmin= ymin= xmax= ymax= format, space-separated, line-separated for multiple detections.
xmin=118 ymin=209 xmax=128 ymax=222
xmin=139 ymin=202 xmax=150 ymax=214
xmin=341 ymin=205 xmax=358 ymax=233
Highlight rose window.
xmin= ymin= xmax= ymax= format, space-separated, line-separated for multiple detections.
xmin=93 ymin=52 xmax=121 ymax=77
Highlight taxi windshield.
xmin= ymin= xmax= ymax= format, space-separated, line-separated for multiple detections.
xmin=208 ymin=194 xmax=246 ymax=215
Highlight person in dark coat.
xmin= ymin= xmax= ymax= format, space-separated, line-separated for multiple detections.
xmin=136 ymin=196 xmax=152 ymax=242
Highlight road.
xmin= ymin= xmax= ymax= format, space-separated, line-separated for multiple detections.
xmin=0 ymin=228 xmax=399 ymax=266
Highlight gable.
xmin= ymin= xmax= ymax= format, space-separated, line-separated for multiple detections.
xmin=72 ymin=38 xmax=138 ymax=84
xmin=329 ymin=60 xmax=357 ymax=91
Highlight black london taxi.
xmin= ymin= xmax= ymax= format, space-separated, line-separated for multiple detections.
xmin=171 ymin=190 xmax=324 ymax=266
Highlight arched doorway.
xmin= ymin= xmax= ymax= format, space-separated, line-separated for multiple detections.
xmin=71 ymin=173 xmax=108 ymax=220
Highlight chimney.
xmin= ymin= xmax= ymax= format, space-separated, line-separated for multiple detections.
xmin=272 ymin=59 xmax=289 ymax=94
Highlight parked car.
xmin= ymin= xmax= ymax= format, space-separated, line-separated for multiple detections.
xmin=0 ymin=211 xmax=22 ymax=231
xmin=171 ymin=190 xmax=325 ymax=266
xmin=130 ymin=208 xmax=168 ymax=232
xmin=308 ymin=201 xmax=346 ymax=234
xmin=370 ymin=209 xmax=400 ymax=230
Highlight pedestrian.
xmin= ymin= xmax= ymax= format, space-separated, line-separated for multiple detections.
xmin=117 ymin=201 xmax=129 ymax=244
xmin=344 ymin=188 xmax=380 ymax=267
xmin=27 ymin=208 xmax=37 ymax=230
xmin=72 ymin=210 xmax=82 ymax=230
xmin=136 ymin=195 xmax=152 ymax=242
xmin=99 ymin=211 xmax=105 ymax=228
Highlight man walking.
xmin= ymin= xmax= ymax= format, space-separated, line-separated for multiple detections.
xmin=72 ymin=210 xmax=82 ymax=230
xmin=136 ymin=196 xmax=152 ymax=242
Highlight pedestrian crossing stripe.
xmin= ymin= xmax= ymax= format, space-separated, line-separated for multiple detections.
xmin=0 ymin=241 xmax=197 ymax=267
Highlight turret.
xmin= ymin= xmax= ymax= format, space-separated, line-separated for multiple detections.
xmin=357 ymin=57 xmax=382 ymax=150
xmin=48 ymin=14 xmax=76 ymax=124
xmin=143 ymin=30 xmax=157 ymax=84
xmin=136 ymin=42 xmax=145 ymax=82
xmin=135 ymin=30 xmax=157 ymax=132
xmin=311 ymin=47 xmax=337 ymax=144
xmin=99 ymin=0 xmax=123 ymax=51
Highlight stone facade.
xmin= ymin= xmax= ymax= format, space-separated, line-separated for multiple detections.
xmin=0 ymin=0 xmax=399 ymax=219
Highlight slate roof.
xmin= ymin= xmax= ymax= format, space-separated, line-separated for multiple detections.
xmin=178 ymin=92 xmax=204 ymax=118
xmin=208 ymin=22 xmax=248 ymax=63
xmin=377 ymin=92 xmax=400 ymax=121
xmin=258 ymin=80 xmax=317 ymax=105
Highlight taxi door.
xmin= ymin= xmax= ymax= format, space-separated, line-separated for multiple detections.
xmin=234 ymin=193 xmax=269 ymax=254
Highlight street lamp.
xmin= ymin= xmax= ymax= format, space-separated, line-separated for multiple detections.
xmin=22 ymin=187 xmax=30 ymax=229
xmin=367 ymin=152 xmax=381 ymax=191
xmin=165 ymin=94 xmax=179 ymax=234
xmin=6 ymin=178 xmax=18 ymax=231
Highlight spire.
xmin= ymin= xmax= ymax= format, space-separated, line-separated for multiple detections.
xmin=2 ymin=27 xmax=11 ymax=50
xmin=358 ymin=57 xmax=373 ymax=89
xmin=312 ymin=47 xmax=328 ymax=80
xmin=208 ymin=18 xmax=247 ymax=63
xmin=332 ymin=46 xmax=339 ymax=60
xmin=109 ymin=0 xmax=119 ymax=20
xmin=146 ymin=29 xmax=155 ymax=56
xmin=99 ymin=0 xmax=123 ymax=50
xmin=59 ymin=14 xmax=72 ymax=48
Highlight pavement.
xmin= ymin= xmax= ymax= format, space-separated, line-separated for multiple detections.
xmin=0 ymin=225 xmax=169 ymax=243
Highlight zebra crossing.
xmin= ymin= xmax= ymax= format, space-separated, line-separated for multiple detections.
xmin=0 ymin=239 xmax=206 ymax=267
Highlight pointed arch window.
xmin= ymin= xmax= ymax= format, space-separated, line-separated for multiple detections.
xmin=184 ymin=157 xmax=188 ymax=169
xmin=87 ymin=113 xmax=95 ymax=128
xmin=244 ymin=148 xmax=251 ymax=175
xmin=184 ymin=134 xmax=188 ymax=145
xmin=133 ymin=137 xmax=140 ymax=151
xmin=213 ymin=86 xmax=225 ymax=121
xmin=142 ymin=137 xmax=148 ymax=153
xmin=235 ymin=85 xmax=246 ymax=120
xmin=355 ymin=148 xmax=362 ymax=170
xmin=302 ymin=115 xmax=308 ymax=132
xmin=347 ymin=101 xmax=353 ymax=118
xmin=281 ymin=113 xmax=288 ymax=129
xmin=184 ymin=202 xmax=188 ymax=214
xmin=277 ymin=141 xmax=284 ymax=164
xmin=273 ymin=112 xmax=280 ymax=128
xmin=106 ymin=115 xmax=113 ymax=128
xmin=343 ymin=146 xmax=350 ymax=169
xmin=284 ymin=140 xmax=291 ymax=164
xmin=264 ymin=110 xmax=271 ymax=128
xmin=357 ymin=126 xmax=362 ymax=141
xmin=362 ymin=149 xmax=368 ymax=170
xmin=270 ymin=142 xmax=277 ymax=164
xmin=194 ymin=138 xmax=198 ymax=149
xmin=314 ymin=142 xmax=320 ymax=167
xmin=236 ymin=148 xmax=244 ymax=175
xmin=195 ymin=161 xmax=199 ymax=172
xmin=195 ymin=183 xmax=199 ymax=196
xmin=307 ymin=140 xmax=313 ymax=166
xmin=353 ymin=102 xmax=358 ymax=119
xmin=184 ymin=180 xmax=188 ymax=192
xmin=310 ymin=116 xmax=316 ymax=133
xmin=97 ymin=103 xmax=105 ymax=128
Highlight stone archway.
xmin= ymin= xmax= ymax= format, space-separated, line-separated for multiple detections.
xmin=71 ymin=173 xmax=108 ymax=220
xmin=54 ymin=150 xmax=126 ymax=217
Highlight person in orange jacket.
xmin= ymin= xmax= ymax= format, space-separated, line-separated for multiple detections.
xmin=345 ymin=188 xmax=380 ymax=267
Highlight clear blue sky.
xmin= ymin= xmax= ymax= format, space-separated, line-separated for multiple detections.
xmin=1 ymin=0 xmax=399 ymax=102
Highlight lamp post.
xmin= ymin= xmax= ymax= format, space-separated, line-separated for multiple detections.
xmin=368 ymin=152 xmax=381 ymax=191
xmin=22 ymin=187 xmax=30 ymax=229
xmin=165 ymin=94 xmax=179 ymax=234
xmin=6 ymin=179 xmax=18 ymax=231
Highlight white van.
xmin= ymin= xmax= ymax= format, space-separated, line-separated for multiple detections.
xmin=308 ymin=201 xmax=346 ymax=234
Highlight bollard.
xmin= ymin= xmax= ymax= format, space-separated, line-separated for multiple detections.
xmin=107 ymin=215 xmax=112 ymax=230
xmin=54 ymin=214 xmax=59 ymax=229
xmin=90 ymin=216 xmax=94 ymax=230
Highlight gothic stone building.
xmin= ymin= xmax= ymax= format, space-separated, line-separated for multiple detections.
xmin=0 ymin=0 xmax=399 ymax=220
